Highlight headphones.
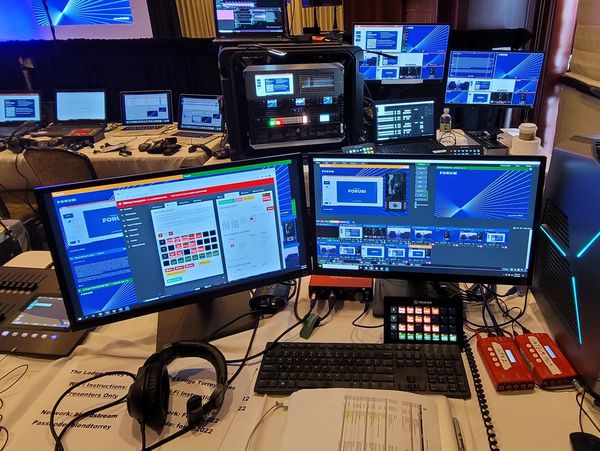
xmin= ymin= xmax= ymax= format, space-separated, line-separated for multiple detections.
xmin=127 ymin=341 xmax=228 ymax=431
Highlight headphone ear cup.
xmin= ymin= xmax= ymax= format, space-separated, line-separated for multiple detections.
xmin=127 ymin=362 xmax=170 ymax=431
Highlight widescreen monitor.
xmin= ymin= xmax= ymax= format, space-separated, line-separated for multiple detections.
xmin=0 ymin=92 xmax=41 ymax=123
xmin=353 ymin=23 xmax=450 ymax=81
xmin=55 ymin=90 xmax=106 ymax=122
xmin=214 ymin=0 xmax=286 ymax=35
xmin=121 ymin=91 xmax=172 ymax=125
xmin=35 ymin=154 xmax=309 ymax=331
xmin=445 ymin=50 xmax=544 ymax=107
xmin=309 ymin=154 xmax=546 ymax=285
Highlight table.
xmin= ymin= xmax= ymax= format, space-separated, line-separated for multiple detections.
xmin=0 ymin=130 xmax=220 ymax=191
xmin=1 ymin=252 xmax=598 ymax=451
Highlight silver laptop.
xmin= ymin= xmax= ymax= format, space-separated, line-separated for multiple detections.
xmin=112 ymin=90 xmax=172 ymax=136
xmin=171 ymin=94 xmax=224 ymax=143
xmin=0 ymin=92 xmax=42 ymax=137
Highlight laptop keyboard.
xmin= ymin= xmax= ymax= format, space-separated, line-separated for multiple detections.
xmin=175 ymin=131 xmax=213 ymax=139
xmin=255 ymin=342 xmax=470 ymax=399
xmin=377 ymin=141 xmax=447 ymax=154
xmin=122 ymin=125 xmax=164 ymax=131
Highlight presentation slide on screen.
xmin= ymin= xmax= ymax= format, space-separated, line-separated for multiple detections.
xmin=0 ymin=0 xmax=152 ymax=41
xmin=124 ymin=93 xmax=170 ymax=122
xmin=59 ymin=201 xmax=123 ymax=247
xmin=321 ymin=176 xmax=384 ymax=208
xmin=0 ymin=95 xmax=40 ymax=122
xmin=255 ymin=74 xmax=294 ymax=97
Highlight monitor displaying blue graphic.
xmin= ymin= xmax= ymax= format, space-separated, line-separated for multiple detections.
xmin=35 ymin=155 xmax=308 ymax=329
xmin=34 ymin=0 xmax=133 ymax=26
xmin=310 ymin=155 xmax=545 ymax=284
xmin=0 ymin=93 xmax=41 ymax=123
xmin=353 ymin=24 xmax=450 ymax=81
xmin=445 ymin=51 xmax=544 ymax=107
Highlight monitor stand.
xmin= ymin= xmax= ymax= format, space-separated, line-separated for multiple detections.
xmin=155 ymin=292 xmax=258 ymax=350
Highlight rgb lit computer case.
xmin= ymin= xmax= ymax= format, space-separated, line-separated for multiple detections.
xmin=532 ymin=135 xmax=600 ymax=399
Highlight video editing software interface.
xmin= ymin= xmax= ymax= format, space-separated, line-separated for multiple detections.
xmin=311 ymin=156 xmax=543 ymax=280
xmin=0 ymin=93 xmax=41 ymax=123
xmin=122 ymin=91 xmax=172 ymax=125
xmin=215 ymin=0 xmax=285 ymax=34
xmin=41 ymin=157 xmax=307 ymax=325
xmin=445 ymin=51 xmax=544 ymax=107
xmin=353 ymin=24 xmax=450 ymax=81
xmin=374 ymin=100 xmax=436 ymax=143
xmin=179 ymin=96 xmax=223 ymax=132
xmin=56 ymin=91 xmax=106 ymax=122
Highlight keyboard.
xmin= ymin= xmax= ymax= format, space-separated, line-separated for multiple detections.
xmin=174 ymin=131 xmax=214 ymax=139
xmin=255 ymin=342 xmax=471 ymax=399
xmin=122 ymin=125 xmax=164 ymax=131
xmin=377 ymin=141 xmax=446 ymax=154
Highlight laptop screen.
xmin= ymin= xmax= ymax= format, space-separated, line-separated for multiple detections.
xmin=179 ymin=95 xmax=223 ymax=132
xmin=215 ymin=0 xmax=285 ymax=35
xmin=0 ymin=93 xmax=41 ymax=123
xmin=373 ymin=99 xmax=436 ymax=143
xmin=121 ymin=91 xmax=172 ymax=125
xmin=56 ymin=91 xmax=106 ymax=122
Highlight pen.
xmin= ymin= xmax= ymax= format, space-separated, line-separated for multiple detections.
xmin=453 ymin=417 xmax=466 ymax=451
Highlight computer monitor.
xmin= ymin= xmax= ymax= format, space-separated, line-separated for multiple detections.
xmin=55 ymin=90 xmax=106 ymax=122
xmin=178 ymin=95 xmax=224 ymax=132
xmin=0 ymin=92 xmax=41 ymax=123
xmin=301 ymin=0 xmax=342 ymax=6
xmin=309 ymin=154 xmax=546 ymax=285
xmin=353 ymin=23 xmax=450 ymax=81
xmin=214 ymin=0 xmax=286 ymax=35
xmin=373 ymin=99 xmax=437 ymax=144
xmin=35 ymin=154 xmax=309 ymax=338
xmin=445 ymin=50 xmax=545 ymax=107
xmin=120 ymin=90 xmax=173 ymax=125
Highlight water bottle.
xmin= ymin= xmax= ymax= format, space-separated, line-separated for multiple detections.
xmin=440 ymin=107 xmax=452 ymax=132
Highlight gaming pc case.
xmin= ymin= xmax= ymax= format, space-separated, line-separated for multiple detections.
xmin=532 ymin=135 xmax=600 ymax=399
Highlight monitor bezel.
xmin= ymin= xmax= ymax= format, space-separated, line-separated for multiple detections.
xmin=177 ymin=94 xmax=224 ymax=132
xmin=443 ymin=49 xmax=546 ymax=108
xmin=307 ymin=153 xmax=546 ymax=286
xmin=119 ymin=90 xmax=173 ymax=125
xmin=0 ymin=91 xmax=42 ymax=125
xmin=372 ymin=97 xmax=438 ymax=144
xmin=35 ymin=153 xmax=311 ymax=331
xmin=352 ymin=22 xmax=451 ymax=83
xmin=54 ymin=89 xmax=107 ymax=123
xmin=213 ymin=0 xmax=287 ymax=38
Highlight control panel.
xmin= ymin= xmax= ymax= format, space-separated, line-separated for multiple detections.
xmin=244 ymin=63 xmax=345 ymax=150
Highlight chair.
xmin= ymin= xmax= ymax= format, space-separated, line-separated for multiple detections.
xmin=23 ymin=147 xmax=98 ymax=186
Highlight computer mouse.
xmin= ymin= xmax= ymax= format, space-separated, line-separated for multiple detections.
xmin=570 ymin=432 xmax=600 ymax=451
xmin=188 ymin=143 xmax=213 ymax=156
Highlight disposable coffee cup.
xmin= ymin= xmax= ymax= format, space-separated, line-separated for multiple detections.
xmin=519 ymin=123 xmax=537 ymax=141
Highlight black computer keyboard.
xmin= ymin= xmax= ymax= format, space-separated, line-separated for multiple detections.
xmin=122 ymin=125 xmax=164 ymax=131
xmin=255 ymin=342 xmax=471 ymax=399
xmin=377 ymin=141 xmax=446 ymax=154
xmin=175 ymin=131 xmax=213 ymax=138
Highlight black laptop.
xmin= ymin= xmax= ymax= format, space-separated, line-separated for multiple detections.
xmin=39 ymin=90 xmax=106 ymax=137
xmin=213 ymin=0 xmax=291 ymax=43
xmin=0 ymin=92 xmax=42 ymax=137
xmin=373 ymin=98 xmax=446 ymax=154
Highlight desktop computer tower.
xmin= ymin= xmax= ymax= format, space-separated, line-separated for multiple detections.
xmin=532 ymin=135 xmax=600 ymax=399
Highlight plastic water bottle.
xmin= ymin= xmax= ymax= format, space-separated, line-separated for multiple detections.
xmin=440 ymin=107 xmax=452 ymax=132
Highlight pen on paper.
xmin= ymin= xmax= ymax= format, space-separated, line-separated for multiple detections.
xmin=453 ymin=417 xmax=466 ymax=451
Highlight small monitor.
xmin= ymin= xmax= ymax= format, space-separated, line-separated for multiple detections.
xmin=301 ymin=0 xmax=342 ymax=6
xmin=0 ymin=92 xmax=41 ymax=123
xmin=214 ymin=0 xmax=286 ymax=35
xmin=178 ymin=95 xmax=223 ymax=132
xmin=121 ymin=90 xmax=173 ymax=125
xmin=55 ymin=90 xmax=106 ymax=122
xmin=373 ymin=99 xmax=437 ymax=143
xmin=353 ymin=23 xmax=450 ymax=81
xmin=309 ymin=154 xmax=546 ymax=285
xmin=35 ymin=154 xmax=309 ymax=330
xmin=445 ymin=50 xmax=545 ymax=107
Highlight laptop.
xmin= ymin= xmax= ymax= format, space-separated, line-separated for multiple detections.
xmin=373 ymin=98 xmax=446 ymax=154
xmin=0 ymin=92 xmax=42 ymax=137
xmin=213 ymin=0 xmax=290 ymax=43
xmin=171 ymin=94 xmax=224 ymax=142
xmin=111 ymin=90 xmax=173 ymax=136
xmin=38 ymin=90 xmax=106 ymax=137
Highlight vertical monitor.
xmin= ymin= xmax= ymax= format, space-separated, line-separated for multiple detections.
xmin=55 ymin=90 xmax=106 ymax=122
xmin=178 ymin=95 xmax=223 ymax=132
xmin=121 ymin=91 xmax=173 ymax=125
xmin=445 ymin=51 xmax=544 ymax=107
xmin=353 ymin=24 xmax=450 ymax=81
xmin=35 ymin=155 xmax=309 ymax=330
xmin=309 ymin=154 xmax=546 ymax=284
xmin=214 ymin=0 xmax=286 ymax=35
xmin=0 ymin=93 xmax=41 ymax=123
